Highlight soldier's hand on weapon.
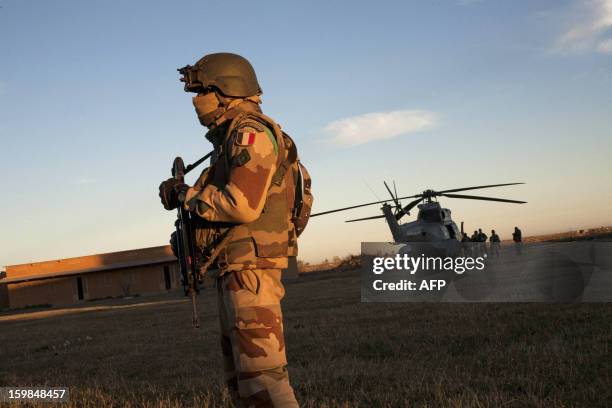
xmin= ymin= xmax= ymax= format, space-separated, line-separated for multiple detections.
xmin=159 ymin=178 xmax=190 ymax=210
xmin=169 ymin=231 xmax=178 ymax=258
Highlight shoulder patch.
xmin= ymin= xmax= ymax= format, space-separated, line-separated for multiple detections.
xmin=234 ymin=118 xmax=266 ymax=146
xmin=236 ymin=119 xmax=265 ymax=133
xmin=236 ymin=130 xmax=259 ymax=146
xmin=234 ymin=149 xmax=251 ymax=166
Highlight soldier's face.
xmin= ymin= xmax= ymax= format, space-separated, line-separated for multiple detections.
xmin=192 ymin=91 xmax=222 ymax=127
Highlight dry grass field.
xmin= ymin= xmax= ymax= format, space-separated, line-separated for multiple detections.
xmin=1 ymin=268 xmax=610 ymax=407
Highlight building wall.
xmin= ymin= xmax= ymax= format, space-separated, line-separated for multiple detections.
xmin=6 ymin=261 xmax=182 ymax=309
xmin=0 ymin=283 xmax=9 ymax=309
xmin=83 ymin=262 xmax=180 ymax=300
xmin=8 ymin=277 xmax=77 ymax=309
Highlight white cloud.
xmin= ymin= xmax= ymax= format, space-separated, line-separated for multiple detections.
xmin=323 ymin=109 xmax=439 ymax=148
xmin=553 ymin=0 xmax=612 ymax=55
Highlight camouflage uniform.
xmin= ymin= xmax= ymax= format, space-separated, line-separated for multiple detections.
xmin=159 ymin=53 xmax=302 ymax=407
xmin=183 ymin=100 xmax=299 ymax=407
xmin=218 ymin=269 xmax=294 ymax=406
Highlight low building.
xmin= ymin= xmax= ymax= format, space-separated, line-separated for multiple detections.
xmin=0 ymin=246 xmax=178 ymax=310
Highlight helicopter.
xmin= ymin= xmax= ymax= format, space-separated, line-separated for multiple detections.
xmin=311 ymin=182 xmax=527 ymax=244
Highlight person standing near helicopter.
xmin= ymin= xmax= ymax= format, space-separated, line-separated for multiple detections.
xmin=489 ymin=229 xmax=501 ymax=257
xmin=512 ymin=226 xmax=523 ymax=255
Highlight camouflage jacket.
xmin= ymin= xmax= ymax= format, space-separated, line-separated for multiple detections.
xmin=183 ymin=103 xmax=297 ymax=272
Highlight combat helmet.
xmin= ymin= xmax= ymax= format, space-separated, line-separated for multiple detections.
xmin=178 ymin=53 xmax=262 ymax=97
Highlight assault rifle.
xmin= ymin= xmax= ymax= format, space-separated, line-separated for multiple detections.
xmin=171 ymin=152 xmax=212 ymax=328
xmin=172 ymin=151 xmax=237 ymax=328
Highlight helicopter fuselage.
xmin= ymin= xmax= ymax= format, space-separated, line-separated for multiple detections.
xmin=383 ymin=201 xmax=462 ymax=243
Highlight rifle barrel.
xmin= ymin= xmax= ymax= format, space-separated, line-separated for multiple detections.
xmin=191 ymin=292 xmax=200 ymax=328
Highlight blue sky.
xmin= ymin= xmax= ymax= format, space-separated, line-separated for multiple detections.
xmin=1 ymin=0 xmax=611 ymax=266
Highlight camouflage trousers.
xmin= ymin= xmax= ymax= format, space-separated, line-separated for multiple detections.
xmin=217 ymin=268 xmax=299 ymax=408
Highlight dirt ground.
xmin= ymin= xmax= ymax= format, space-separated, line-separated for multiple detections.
xmin=0 ymin=268 xmax=610 ymax=407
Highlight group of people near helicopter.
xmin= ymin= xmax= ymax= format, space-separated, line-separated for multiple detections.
xmin=460 ymin=226 xmax=523 ymax=257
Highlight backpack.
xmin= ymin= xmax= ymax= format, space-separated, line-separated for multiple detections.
xmin=282 ymin=131 xmax=313 ymax=237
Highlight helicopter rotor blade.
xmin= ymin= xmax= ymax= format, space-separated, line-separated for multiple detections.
xmin=393 ymin=181 xmax=398 ymax=201
xmin=437 ymin=182 xmax=525 ymax=194
xmin=311 ymin=183 xmax=527 ymax=217
xmin=396 ymin=197 xmax=423 ymax=221
xmin=384 ymin=181 xmax=400 ymax=207
xmin=310 ymin=194 xmax=420 ymax=217
xmin=440 ymin=193 xmax=526 ymax=204
xmin=345 ymin=214 xmax=387 ymax=223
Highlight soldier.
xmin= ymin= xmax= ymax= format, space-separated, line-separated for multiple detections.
xmin=477 ymin=228 xmax=488 ymax=256
xmin=158 ymin=53 xmax=302 ymax=407
xmin=489 ymin=229 xmax=501 ymax=257
xmin=512 ymin=226 xmax=522 ymax=255
xmin=470 ymin=230 xmax=480 ymax=256
xmin=477 ymin=228 xmax=488 ymax=243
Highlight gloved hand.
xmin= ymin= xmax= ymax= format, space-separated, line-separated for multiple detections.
xmin=159 ymin=178 xmax=190 ymax=210
xmin=169 ymin=231 xmax=178 ymax=258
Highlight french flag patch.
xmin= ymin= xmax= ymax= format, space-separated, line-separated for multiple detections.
xmin=236 ymin=131 xmax=257 ymax=146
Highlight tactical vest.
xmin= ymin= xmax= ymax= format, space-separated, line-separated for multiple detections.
xmin=198 ymin=110 xmax=312 ymax=271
